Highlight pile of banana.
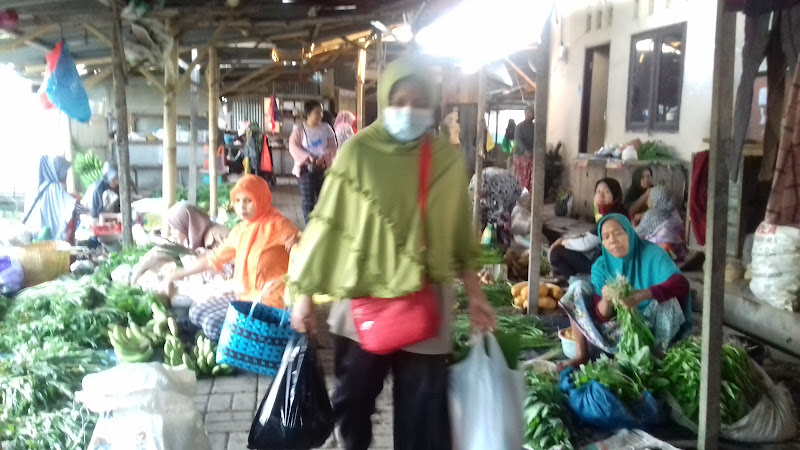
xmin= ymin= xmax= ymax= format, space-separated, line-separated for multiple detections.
xmin=147 ymin=303 xmax=173 ymax=346
xmin=192 ymin=334 xmax=234 ymax=377
xmin=108 ymin=323 xmax=154 ymax=363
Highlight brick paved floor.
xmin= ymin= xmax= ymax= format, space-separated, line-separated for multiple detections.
xmin=194 ymin=178 xmax=395 ymax=449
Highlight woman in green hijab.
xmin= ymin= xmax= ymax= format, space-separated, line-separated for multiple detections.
xmin=287 ymin=57 xmax=496 ymax=450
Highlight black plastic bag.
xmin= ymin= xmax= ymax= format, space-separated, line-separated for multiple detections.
xmin=248 ymin=334 xmax=334 ymax=449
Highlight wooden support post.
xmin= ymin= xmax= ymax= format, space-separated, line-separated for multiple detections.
xmin=698 ymin=2 xmax=736 ymax=448
xmin=188 ymin=48 xmax=199 ymax=206
xmin=208 ymin=47 xmax=220 ymax=218
xmin=356 ymin=48 xmax=366 ymax=130
xmin=163 ymin=21 xmax=179 ymax=230
xmin=473 ymin=68 xmax=487 ymax=240
xmin=109 ymin=0 xmax=133 ymax=246
xmin=65 ymin=116 xmax=77 ymax=194
xmin=527 ymin=9 xmax=552 ymax=316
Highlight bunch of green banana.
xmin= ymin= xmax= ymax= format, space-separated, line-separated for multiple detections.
xmin=192 ymin=334 xmax=234 ymax=377
xmin=73 ymin=152 xmax=104 ymax=189
xmin=108 ymin=324 xmax=154 ymax=363
xmin=146 ymin=303 xmax=173 ymax=346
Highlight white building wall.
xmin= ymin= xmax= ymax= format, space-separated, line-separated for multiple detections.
xmin=547 ymin=0 xmax=745 ymax=185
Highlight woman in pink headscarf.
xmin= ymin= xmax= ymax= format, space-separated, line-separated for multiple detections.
xmin=333 ymin=110 xmax=357 ymax=150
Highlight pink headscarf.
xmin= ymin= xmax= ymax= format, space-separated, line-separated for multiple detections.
xmin=334 ymin=110 xmax=356 ymax=132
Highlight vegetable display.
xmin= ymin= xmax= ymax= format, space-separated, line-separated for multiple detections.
xmin=572 ymin=354 xmax=645 ymax=404
xmin=0 ymin=245 xmax=238 ymax=448
xmin=636 ymin=141 xmax=673 ymax=161
xmin=658 ymin=338 xmax=764 ymax=425
xmin=511 ymin=282 xmax=563 ymax=311
xmin=452 ymin=313 xmax=556 ymax=368
xmin=523 ymin=369 xmax=573 ymax=450
xmin=0 ymin=342 xmax=110 ymax=450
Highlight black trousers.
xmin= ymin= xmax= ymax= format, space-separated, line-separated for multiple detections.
xmin=331 ymin=336 xmax=452 ymax=450
xmin=298 ymin=167 xmax=325 ymax=223
xmin=550 ymin=245 xmax=594 ymax=279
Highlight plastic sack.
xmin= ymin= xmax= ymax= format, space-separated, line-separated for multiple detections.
xmin=41 ymin=41 xmax=92 ymax=123
xmin=450 ymin=334 xmax=525 ymax=450
xmin=749 ymin=222 xmax=800 ymax=312
xmin=77 ymin=363 xmax=210 ymax=450
xmin=248 ymin=334 xmax=334 ymax=449
xmin=0 ymin=254 xmax=24 ymax=296
xmin=584 ymin=429 xmax=680 ymax=450
xmin=664 ymin=362 xmax=797 ymax=443
xmin=558 ymin=368 xmax=661 ymax=430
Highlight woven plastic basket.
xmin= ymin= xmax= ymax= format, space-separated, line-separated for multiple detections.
xmin=216 ymin=301 xmax=296 ymax=377
xmin=13 ymin=241 xmax=71 ymax=287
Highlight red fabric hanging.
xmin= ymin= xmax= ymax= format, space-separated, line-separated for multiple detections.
xmin=260 ymin=135 xmax=273 ymax=173
xmin=690 ymin=151 xmax=709 ymax=246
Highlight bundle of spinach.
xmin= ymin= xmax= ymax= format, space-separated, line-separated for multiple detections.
xmin=605 ymin=275 xmax=654 ymax=369
xmin=658 ymin=338 xmax=764 ymax=424
xmin=99 ymin=282 xmax=165 ymax=326
xmin=455 ymin=283 xmax=514 ymax=309
xmin=0 ymin=341 xmax=110 ymax=418
xmin=0 ymin=278 xmax=126 ymax=353
xmin=572 ymin=354 xmax=645 ymax=404
xmin=476 ymin=246 xmax=505 ymax=266
xmin=523 ymin=369 xmax=573 ymax=450
xmin=92 ymin=245 xmax=153 ymax=283
xmin=637 ymin=141 xmax=673 ymax=161
xmin=452 ymin=314 xmax=556 ymax=369
xmin=1 ymin=405 xmax=97 ymax=450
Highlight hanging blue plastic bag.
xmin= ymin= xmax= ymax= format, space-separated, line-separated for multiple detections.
xmin=559 ymin=367 xmax=661 ymax=430
xmin=43 ymin=41 xmax=91 ymax=123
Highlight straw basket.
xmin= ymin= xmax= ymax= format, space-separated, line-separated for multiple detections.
xmin=13 ymin=241 xmax=71 ymax=287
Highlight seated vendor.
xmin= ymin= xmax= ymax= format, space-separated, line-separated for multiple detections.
xmin=83 ymin=162 xmax=120 ymax=219
xmin=559 ymin=214 xmax=690 ymax=368
xmin=165 ymin=175 xmax=299 ymax=340
xmin=549 ymin=178 xmax=627 ymax=280
xmin=510 ymin=191 xmax=531 ymax=249
xmin=635 ymin=185 xmax=687 ymax=262
xmin=624 ymin=166 xmax=654 ymax=226
xmin=130 ymin=203 xmax=231 ymax=285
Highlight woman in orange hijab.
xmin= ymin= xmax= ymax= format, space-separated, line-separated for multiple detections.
xmin=166 ymin=175 xmax=300 ymax=340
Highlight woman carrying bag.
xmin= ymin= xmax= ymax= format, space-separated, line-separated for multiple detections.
xmin=287 ymin=57 xmax=496 ymax=450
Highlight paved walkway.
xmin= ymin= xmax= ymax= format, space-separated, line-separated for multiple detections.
xmin=193 ymin=179 xmax=394 ymax=449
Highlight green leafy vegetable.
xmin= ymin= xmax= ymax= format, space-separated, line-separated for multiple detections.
xmin=606 ymin=275 xmax=654 ymax=368
xmin=573 ymin=354 xmax=645 ymax=404
xmin=658 ymin=338 xmax=764 ymax=424
xmin=637 ymin=140 xmax=673 ymax=161
xmin=476 ymin=246 xmax=505 ymax=266
xmin=523 ymin=369 xmax=573 ymax=450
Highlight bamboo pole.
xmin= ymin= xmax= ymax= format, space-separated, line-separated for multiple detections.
xmin=163 ymin=20 xmax=179 ymax=224
xmin=65 ymin=116 xmax=77 ymax=194
xmin=527 ymin=9 xmax=552 ymax=316
xmin=188 ymin=48 xmax=199 ymax=206
xmin=208 ymin=47 xmax=220 ymax=219
xmin=698 ymin=2 xmax=736 ymax=448
xmin=109 ymin=0 xmax=133 ymax=246
xmin=472 ymin=68 xmax=487 ymax=240
xmin=356 ymin=48 xmax=367 ymax=130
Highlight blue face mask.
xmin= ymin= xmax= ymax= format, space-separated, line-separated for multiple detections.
xmin=383 ymin=107 xmax=434 ymax=142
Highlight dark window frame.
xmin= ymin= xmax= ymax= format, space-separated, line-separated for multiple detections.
xmin=626 ymin=22 xmax=687 ymax=133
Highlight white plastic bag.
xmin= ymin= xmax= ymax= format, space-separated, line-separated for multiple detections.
xmin=665 ymin=362 xmax=797 ymax=443
xmin=86 ymin=390 xmax=211 ymax=450
xmin=77 ymin=363 xmax=210 ymax=450
xmin=449 ymin=334 xmax=525 ymax=450
xmin=749 ymin=222 xmax=800 ymax=311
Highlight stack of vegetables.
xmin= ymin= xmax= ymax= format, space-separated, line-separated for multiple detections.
xmin=523 ymin=369 xmax=574 ymax=450
xmin=511 ymin=281 xmax=563 ymax=312
xmin=0 ymin=245 xmax=237 ymax=448
xmin=658 ymin=338 xmax=764 ymax=425
xmin=451 ymin=314 xmax=557 ymax=368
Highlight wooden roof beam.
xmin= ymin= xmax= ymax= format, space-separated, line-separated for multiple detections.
xmin=221 ymin=64 xmax=276 ymax=96
xmin=504 ymin=58 xmax=536 ymax=91
xmin=0 ymin=24 xmax=59 ymax=54
xmin=176 ymin=23 xmax=228 ymax=91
